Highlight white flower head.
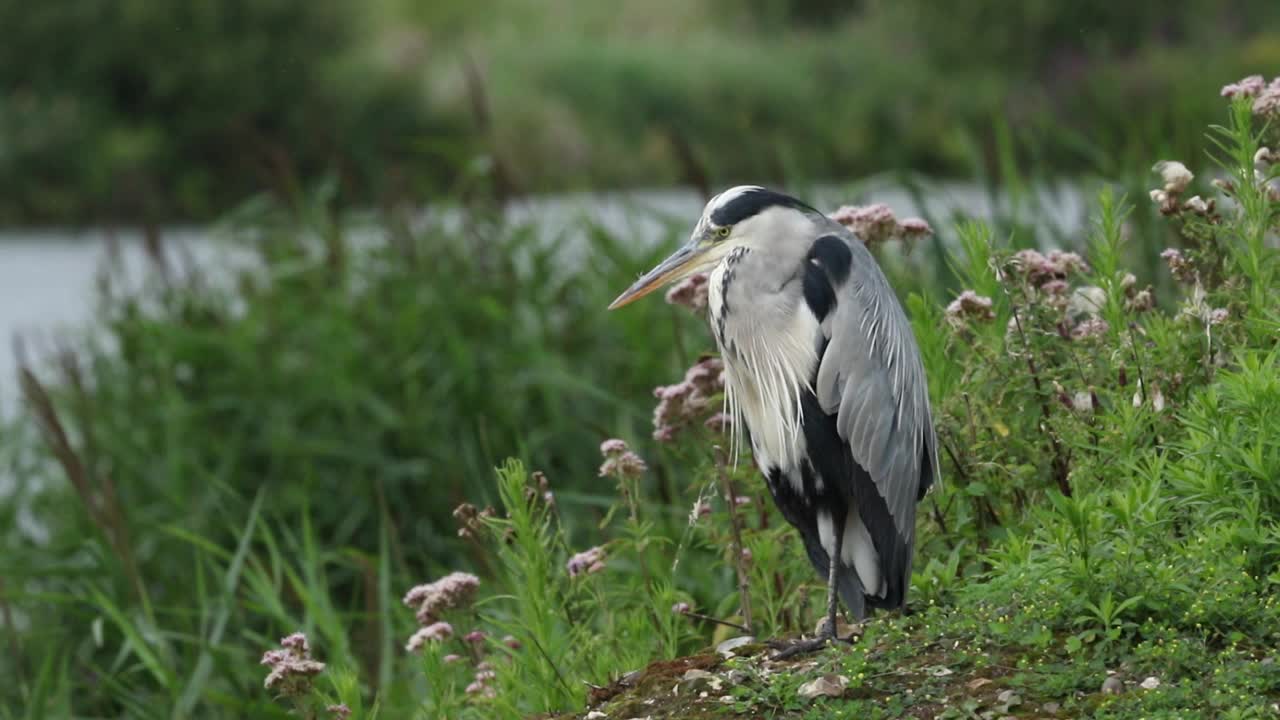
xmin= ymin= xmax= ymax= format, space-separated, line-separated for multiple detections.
xmin=1152 ymin=161 xmax=1193 ymax=194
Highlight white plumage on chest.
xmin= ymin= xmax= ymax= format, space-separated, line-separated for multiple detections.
xmin=709 ymin=255 xmax=821 ymax=476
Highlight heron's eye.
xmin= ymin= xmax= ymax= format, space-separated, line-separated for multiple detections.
xmin=716 ymin=226 xmax=731 ymax=239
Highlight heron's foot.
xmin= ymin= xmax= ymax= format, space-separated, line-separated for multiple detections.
xmin=767 ymin=630 xmax=855 ymax=660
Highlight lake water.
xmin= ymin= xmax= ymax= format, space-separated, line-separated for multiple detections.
xmin=0 ymin=180 xmax=1091 ymax=418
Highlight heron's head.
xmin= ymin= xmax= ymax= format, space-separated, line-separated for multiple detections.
xmin=609 ymin=186 xmax=819 ymax=309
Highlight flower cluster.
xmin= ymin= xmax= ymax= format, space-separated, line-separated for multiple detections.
xmin=566 ymin=546 xmax=606 ymax=577
xmin=829 ymin=203 xmax=934 ymax=246
xmin=665 ymin=273 xmax=709 ymax=312
xmin=403 ymin=572 xmax=480 ymax=627
xmin=261 ymin=632 xmax=327 ymax=696
xmin=1161 ymin=248 xmax=1194 ymax=283
xmin=1149 ymin=160 xmax=1208 ymax=216
xmin=466 ymin=661 xmax=497 ymax=698
xmin=945 ymin=290 xmax=995 ymax=326
xmin=653 ymin=356 xmax=725 ymax=441
xmin=405 ymin=621 xmax=454 ymax=653
xmin=598 ymin=439 xmax=647 ymax=480
xmin=1070 ymin=317 xmax=1110 ymax=340
xmin=452 ymin=502 xmax=495 ymax=540
xmin=1221 ymin=74 xmax=1280 ymax=121
xmin=1009 ymin=249 xmax=1089 ymax=287
xmin=526 ymin=471 xmax=555 ymax=507
xmin=703 ymin=412 xmax=731 ymax=434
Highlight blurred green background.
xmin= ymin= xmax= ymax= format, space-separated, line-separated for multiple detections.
xmin=3 ymin=0 xmax=1280 ymax=223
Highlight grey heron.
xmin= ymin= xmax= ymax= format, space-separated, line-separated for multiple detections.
xmin=609 ymin=186 xmax=938 ymax=655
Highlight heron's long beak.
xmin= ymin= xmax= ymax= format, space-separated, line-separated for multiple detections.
xmin=608 ymin=243 xmax=708 ymax=310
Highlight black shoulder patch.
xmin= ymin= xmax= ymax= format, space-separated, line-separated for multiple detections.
xmin=802 ymin=259 xmax=836 ymax=320
xmin=808 ymin=235 xmax=853 ymax=284
xmin=803 ymin=235 xmax=852 ymax=321
xmin=710 ymin=188 xmax=814 ymax=227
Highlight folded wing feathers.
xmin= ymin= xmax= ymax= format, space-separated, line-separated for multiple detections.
xmin=815 ymin=239 xmax=932 ymax=541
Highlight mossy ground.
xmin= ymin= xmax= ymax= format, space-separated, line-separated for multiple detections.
xmin=550 ymin=603 xmax=1280 ymax=719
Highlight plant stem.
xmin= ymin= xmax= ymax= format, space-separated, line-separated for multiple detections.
xmin=714 ymin=446 xmax=753 ymax=635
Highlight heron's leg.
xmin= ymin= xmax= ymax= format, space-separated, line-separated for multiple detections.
xmin=819 ymin=517 xmax=843 ymax=639
xmin=771 ymin=515 xmax=847 ymax=660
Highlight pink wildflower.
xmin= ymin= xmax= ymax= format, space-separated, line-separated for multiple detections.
xmin=464 ymin=630 xmax=488 ymax=645
xmin=327 ymin=705 xmax=352 ymax=720
xmin=443 ymin=653 xmax=464 ymax=664
xmin=1011 ymin=249 xmax=1088 ymax=286
xmin=704 ymin=412 xmax=731 ymax=434
xmin=740 ymin=548 xmax=753 ymax=564
xmin=944 ymin=290 xmax=995 ymax=325
xmin=665 ymin=273 xmax=710 ymax=312
xmin=466 ymin=681 xmax=496 ymax=698
xmin=1040 ymin=279 xmax=1069 ymax=298
xmin=1160 ymin=249 xmax=1194 ymax=283
xmin=1071 ymin=318 xmax=1110 ymax=340
xmin=829 ymin=203 xmax=931 ymax=245
xmin=567 ymin=546 xmax=606 ymax=577
xmin=1208 ymin=308 xmax=1229 ymax=325
xmin=262 ymin=632 xmax=326 ymax=695
xmin=1127 ymin=289 xmax=1155 ymax=313
xmin=653 ymin=357 xmax=725 ymax=441
xmin=672 ymin=602 xmax=691 ymax=615
xmin=502 ymin=635 xmax=521 ymax=650
xmin=599 ymin=438 xmax=628 ymax=455
xmin=1222 ymin=75 xmax=1266 ymax=99
xmin=405 ymin=621 xmax=454 ymax=653
xmin=1252 ymin=78 xmax=1280 ymax=119
xmin=690 ymin=498 xmax=712 ymax=521
xmin=403 ymin=572 xmax=480 ymax=624
xmin=898 ymin=217 xmax=934 ymax=239
xmin=598 ymin=438 xmax=648 ymax=480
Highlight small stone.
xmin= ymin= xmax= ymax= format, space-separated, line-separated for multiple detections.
xmin=1140 ymin=676 xmax=1160 ymax=690
xmin=725 ymin=669 xmax=749 ymax=684
xmin=678 ymin=669 xmax=721 ymax=694
xmin=1101 ymin=676 xmax=1124 ymax=695
xmin=929 ymin=666 xmax=955 ymax=677
xmin=798 ymin=674 xmax=849 ymax=700
xmin=716 ymin=636 xmax=756 ymax=658
xmin=967 ymin=678 xmax=992 ymax=690
xmin=1042 ymin=701 xmax=1061 ymax=713
xmin=585 ymin=712 xmax=608 ymax=719
xmin=997 ymin=689 xmax=1021 ymax=708
xmin=1262 ymin=656 xmax=1275 ymax=665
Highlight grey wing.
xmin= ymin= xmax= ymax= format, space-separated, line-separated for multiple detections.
xmin=811 ymin=231 xmax=939 ymax=550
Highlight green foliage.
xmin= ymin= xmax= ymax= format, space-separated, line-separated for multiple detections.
xmin=0 ymin=0 xmax=463 ymax=222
